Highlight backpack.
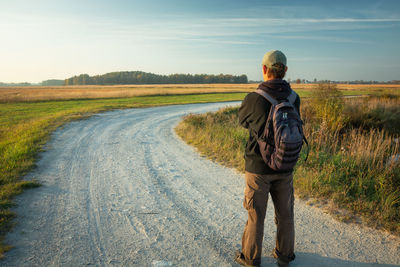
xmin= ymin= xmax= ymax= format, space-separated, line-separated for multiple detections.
xmin=255 ymin=89 xmax=308 ymax=171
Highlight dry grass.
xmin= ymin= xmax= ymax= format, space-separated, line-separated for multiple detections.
xmin=1 ymin=83 xmax=399 ymax=103
xmin=292 ymin=83 xmax=400 ymax=90
xmin=176 ymin=93 xmax=400 ymax=234
xmin=0 ymin=84 xmax=254 ymax=102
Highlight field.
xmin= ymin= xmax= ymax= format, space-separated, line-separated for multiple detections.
xmin=175 ymin=84 xmax=400 ymax=235
xmin=0 ymin=83 xmax=399 ymax=257
xmin=1 ymin=83 xmax=399 ymax=102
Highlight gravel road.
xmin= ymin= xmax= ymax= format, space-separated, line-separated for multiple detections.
xmin=3 ymin=102 xmax=400 ymax=267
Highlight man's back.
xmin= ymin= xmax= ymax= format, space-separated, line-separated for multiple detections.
xmin=238 ymin=79 xmax=300 ymax=175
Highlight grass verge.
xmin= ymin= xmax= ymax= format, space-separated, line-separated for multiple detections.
xmin=0 ymin=92 xmax=247 ymax=258
xmin=175 ymin=90 xmax=400 ymax=235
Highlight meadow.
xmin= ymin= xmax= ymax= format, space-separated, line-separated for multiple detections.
xmin=175 ymin=84 xmax=400 ymax=235
xmin=1 ymin=83 xmax=399 ymax=102
xmin=0 ymin=83 xmax=399 ymax=257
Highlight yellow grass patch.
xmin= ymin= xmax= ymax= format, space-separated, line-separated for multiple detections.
xmin=1 ymin=83 xmax=399 ymax=102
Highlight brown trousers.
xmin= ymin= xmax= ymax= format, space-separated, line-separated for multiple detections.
xmin=241 ymin=171 xmax=295 ymax=266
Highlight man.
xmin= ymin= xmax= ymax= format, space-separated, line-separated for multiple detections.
xmin=235 ymin=50 xmax=300 ymax=267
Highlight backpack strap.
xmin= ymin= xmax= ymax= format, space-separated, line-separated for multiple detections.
xmin=303 ymin=136 xmax=310 ymax=162
xmin=256 ymin=89 xmax=298 ymax=105
xmin=255 ymin=89 xmax=276 ymax=145
xmin=255 ymin=89 xmax=278 ymax=105
xmin=287 ymin=90 xmax=298 ymax=104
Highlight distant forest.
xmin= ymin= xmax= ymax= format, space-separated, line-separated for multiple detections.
xmin=64 ymin=71 xmax=248 ymax=85
xmin=1 ymin=72 xmax=399 ymax=86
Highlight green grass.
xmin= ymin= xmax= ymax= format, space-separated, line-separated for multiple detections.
xmin=176 ymin=92 xmax=400 ymax=235
xmin=0 ymin=92 xmax=247 ymax=258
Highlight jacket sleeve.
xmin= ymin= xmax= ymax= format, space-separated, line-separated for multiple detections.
xmin=238 ymin=94 xmax=252 ymax=129
xmin=238 ymin=93 xmax=270 ymax=139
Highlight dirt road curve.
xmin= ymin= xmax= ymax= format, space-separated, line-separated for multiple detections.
xmin=3 ymin=102 xmax=400 ymax=267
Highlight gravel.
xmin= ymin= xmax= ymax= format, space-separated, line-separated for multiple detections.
xmin=3 ymin=102 xmax=400 ymax=267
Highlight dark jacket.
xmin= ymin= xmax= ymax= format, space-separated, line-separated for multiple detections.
xmin=238 ymin=79 xmax=300 ymax=174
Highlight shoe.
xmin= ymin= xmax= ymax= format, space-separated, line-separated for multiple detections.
xmin=272 ymin=248 xmax=294 ymax=267
xmin=234 ymin=250 xmax=260 ymax=267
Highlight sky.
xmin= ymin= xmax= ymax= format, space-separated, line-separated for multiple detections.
xmin=0 ymin=0 xmax=400 ymax=83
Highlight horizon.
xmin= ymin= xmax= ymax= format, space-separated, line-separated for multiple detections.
xmin=2 ymin=69 xmax=399 ymax=85
xmin=1 ymin=0 xmax=400 ymax=83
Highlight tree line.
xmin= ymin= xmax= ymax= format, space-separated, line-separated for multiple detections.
xmin=64 ymin=71 xmax=248 ymax=85
xmin=286 ymin=78 xmax=400 ymax=84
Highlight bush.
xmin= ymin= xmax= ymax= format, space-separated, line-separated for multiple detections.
xmin=310 ymin=83 xmax=346 ymax=133
xmin=344 ymin=96 xmax=400 ymax=135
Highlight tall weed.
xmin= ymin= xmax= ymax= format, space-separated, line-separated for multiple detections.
xmin=310 ymin=83 xmax=346 ymax=133
xmin=344 ymin=96 xmax=400 ymax=135
xmin=177 ymin=94 xmax=400 ymax=234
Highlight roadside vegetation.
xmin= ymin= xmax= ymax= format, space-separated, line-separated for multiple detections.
xmin=175 ymin=84 xmax=400 ymax=235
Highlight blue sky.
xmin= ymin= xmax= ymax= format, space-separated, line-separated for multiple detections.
xmin=1 ymin=0 xmax=399 ymax=82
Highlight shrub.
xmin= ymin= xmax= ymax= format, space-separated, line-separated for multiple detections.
xmin=344 ymin=96 xmax=400 ymax=135
xmin=310 ymin=83 xmax=346 ymax=133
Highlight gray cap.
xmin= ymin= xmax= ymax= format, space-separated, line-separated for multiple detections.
xmin=262 ymin=50 xmax=287 ymax=68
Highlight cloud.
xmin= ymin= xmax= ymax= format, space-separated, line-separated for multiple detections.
xmin=2 ymin=9 xmax=399 ymax=47
xmin=100 ymin=15 xmax=399 ymax=45
xmin=208 ymin=17 xmax=400 ymax=24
